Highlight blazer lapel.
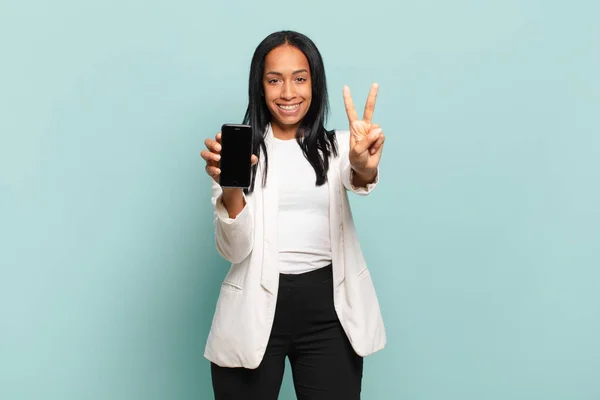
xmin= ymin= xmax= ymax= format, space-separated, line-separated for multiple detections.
xmin=328 ymin=140 xmax=345 ymax=289
xmin=260 ymin=125 xmax=279 ymax=295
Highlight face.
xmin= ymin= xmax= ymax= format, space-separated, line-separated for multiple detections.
xmin=263 ymin=45 xmax=312 ymax=133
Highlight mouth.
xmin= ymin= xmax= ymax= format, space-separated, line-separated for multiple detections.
xmin=277 ymin=102 xmax=302 ymax=111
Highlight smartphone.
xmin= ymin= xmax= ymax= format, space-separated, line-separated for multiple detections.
xmin=219 ymin=124 xmax=253 ymax=188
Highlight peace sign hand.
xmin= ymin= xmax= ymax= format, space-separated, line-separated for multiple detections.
xmin=343 ymin=83 xmax=385 ymax=177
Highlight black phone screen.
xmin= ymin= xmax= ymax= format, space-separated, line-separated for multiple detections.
xmin=219 ymin=124 xmax=253 ymax=188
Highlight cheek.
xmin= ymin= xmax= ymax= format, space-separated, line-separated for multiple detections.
xmin=263 ymin=89 xmax=278 ymax=108
xmin=303 ymin=86 xmax=312 ymax=102
xmin=263 ymin=87 xmax=273 ymax=101
xmin=264 ymin=93 xmax=281 ymax=116
xmin=303 ymin=92 xmax=312 ymax=109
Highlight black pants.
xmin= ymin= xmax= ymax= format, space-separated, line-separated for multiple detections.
xmin=211 ymin=264 xmax=363 ymax=399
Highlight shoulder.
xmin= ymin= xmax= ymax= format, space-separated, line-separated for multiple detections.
xmin=329 ymin=129 xmax=350 ymax=139
xmin=328 ymin=129 xmax=350 ymax=154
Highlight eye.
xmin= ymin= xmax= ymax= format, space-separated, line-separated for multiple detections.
xmin=267 ymin=78 xmax=280 ymax=84
xmin=296 ymin=76 xmax=307 ymax=82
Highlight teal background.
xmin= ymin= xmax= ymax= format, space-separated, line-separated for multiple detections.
xmin=1 ymin=0 xmax=599 ymax=399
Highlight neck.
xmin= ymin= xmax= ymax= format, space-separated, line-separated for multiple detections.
xmin=271 ymin=120 xmax=300 ymax=141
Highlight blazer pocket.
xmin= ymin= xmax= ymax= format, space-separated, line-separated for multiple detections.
xmin=357 ymin=268 xmax=379 ymax=311
xmin=211 ymin=282 xmax=243 ymax=338
xmin=357 ymin=267 xmax=369 ymax=279
xmin=221 ymin=281 xmax=242 ymax=292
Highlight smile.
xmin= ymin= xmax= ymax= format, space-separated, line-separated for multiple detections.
xmin=277 ymin=103 xmax=301 ymax=111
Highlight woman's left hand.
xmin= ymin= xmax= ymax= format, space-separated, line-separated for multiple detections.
xmin=343 ymin=83 xmax=385 ymax=178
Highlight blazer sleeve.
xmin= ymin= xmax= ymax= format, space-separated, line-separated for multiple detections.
xmin=336 ymin=130 xmax=380 ymax=195
xmin=211 ymin=179 xmax=254 ymax=264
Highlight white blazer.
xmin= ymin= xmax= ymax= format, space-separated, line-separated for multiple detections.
xmin=204 ymin=125 xmax=386 ymax=368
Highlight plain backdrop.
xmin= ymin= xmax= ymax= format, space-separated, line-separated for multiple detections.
xmin=1 ymin=0 xmax=599 ymax=399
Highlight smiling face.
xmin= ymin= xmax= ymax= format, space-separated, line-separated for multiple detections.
xmin=262 ymin=44 xmax=312 ymax=138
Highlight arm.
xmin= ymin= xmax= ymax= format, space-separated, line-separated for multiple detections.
xmin=202 ymin=131 xmax=257 ymax=264
xmin=211 ymin=180 xmax=254 ymax=264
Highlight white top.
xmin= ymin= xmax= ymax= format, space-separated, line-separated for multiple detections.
xmin=271 ymin=136 xmax=332 ymax=274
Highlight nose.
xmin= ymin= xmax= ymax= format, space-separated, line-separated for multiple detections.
xmin=281 ymin=81 xmax=294 ymax=100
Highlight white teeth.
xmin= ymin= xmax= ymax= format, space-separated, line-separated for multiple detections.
xmin=278 ymin=103 xmax=300 ymax=111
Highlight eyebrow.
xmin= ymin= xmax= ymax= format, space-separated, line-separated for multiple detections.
xmin=265 ymin=69 xmax=309 ymax=76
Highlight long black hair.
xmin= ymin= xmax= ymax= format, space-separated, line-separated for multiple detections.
xmin=243 ymin=30 xmax=338 ymax=193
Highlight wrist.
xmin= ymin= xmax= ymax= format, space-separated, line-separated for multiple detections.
xmin=222 ymin=187 xmax=244 ymax=196
xmin=221 ymin=188 xmax=244 ymax=206
xmin=351 ymin=167 xmax=378 ymax=189
xmin=352 ymin=168 xmax=377 ymax=181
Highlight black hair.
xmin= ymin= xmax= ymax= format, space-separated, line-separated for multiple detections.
xmin=243 ymin=30 xmax=338 ymax=193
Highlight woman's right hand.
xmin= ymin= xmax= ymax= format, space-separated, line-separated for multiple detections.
xmin=201 ymin=132 xmax=258 ymax=218
xmin=200 ymin=132 xmax=259 ymax=184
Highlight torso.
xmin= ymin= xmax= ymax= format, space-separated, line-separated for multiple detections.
xmin=271 ymin=137 xmax=332 ymax=274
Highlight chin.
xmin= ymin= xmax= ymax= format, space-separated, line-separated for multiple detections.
xmin=281 ymin=116 xmax=304 ymax=125
xmin=282 ymin=109 xmax=309 ymax=123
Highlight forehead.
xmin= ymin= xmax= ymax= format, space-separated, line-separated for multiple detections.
xmin=264 ymin=45 xmax=310 ymax=73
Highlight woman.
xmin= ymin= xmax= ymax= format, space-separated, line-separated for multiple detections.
xmin=200 ymin=30 xmax=387 ymax=400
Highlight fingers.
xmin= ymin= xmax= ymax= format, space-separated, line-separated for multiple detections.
xmin=202 ymin=135 xmax=222 ymax=167
xmin=343 ymin=86 xmax=359 ymax=123
xmin=369 ymin=132 xmax=385 ymax=155
xmin=345 ymin=83 xmax=379 ymax=124
xmin=350 ymin=122 xmax=379 ymax=144
xmin=204 ymin=137 xmax=221 ymax=153
xmin=363 ymin=83 xmax=379 ymax=123
xmin=204 ymin=156 xmax=258 ymax=182
xmin=352 ymin=127 xmax=383 ymax=156
xmin=205 ymin=165 xmax=221 ymax=180
xmin=350 ymin=120 xmax=365 ymax=144
xmin=202 ymin=133 xmax=223 ymax=181
xmin=200 ymin=149 xmax=220 ymax=163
